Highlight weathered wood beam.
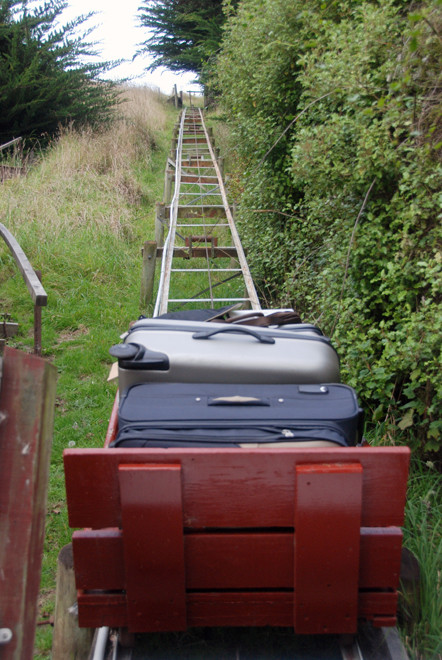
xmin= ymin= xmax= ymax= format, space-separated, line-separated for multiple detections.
xmin=0 ymin=322 xmax=19 ymax=338
xmin=0 ymin=347 xmax=57 ymax=659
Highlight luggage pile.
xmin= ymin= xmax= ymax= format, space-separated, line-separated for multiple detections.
xmin=109 ymin=308 xmax=364 ymax=450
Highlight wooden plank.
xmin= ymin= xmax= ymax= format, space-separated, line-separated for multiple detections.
xmin=182 ymin=137 xmax=206 ymax=144
xmin=294 ymin=463 xmax=362 ymax=634
xmin=119 ymin=463 xmax=187 ymax=632
xmin=72 ymin=528 xmax=403 ymax=592
xmin=358 ymin=592 xmax=398 ymax=618
xmin=181 ymin=175 xmax=219 ymax=184
xmin=76 ymin=591 xmax=399 ymax=630
xmin=180 ymin=165 xmax=217 ymax=171
xmin=0 ymin=347 xmax=57 ymax=659
xmin=77 ymin=592 xmax=128 ymax=629
xmin=185 ymin=533 xmax=291 ymax=589
xmin=175 ymin=205 xmax=228 ymax=218
xmin=64 ymin=448 xmax=410 ymax=531
xmin=188 ymin=593 xmax=293 ymax=628
xmin=156 ymin=246 xmax=239 ymax=259
xmin=359 ymin=527 xmax=402 ymax=588
xmin=0 ymin=322 xmax=19 ymax=338
xmin=187 ymin=592 xmax=399 ymax=629
xmin=182 ymin=159 xmax=216 ymax=168
xmin=73 ymin=530 xmax=124 ymax=590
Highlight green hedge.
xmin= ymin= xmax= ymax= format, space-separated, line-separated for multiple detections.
xmin=214 ymin=0 xmax=441 ymax=456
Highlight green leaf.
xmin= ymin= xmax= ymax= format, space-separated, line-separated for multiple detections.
xmin=372 ymin=404 xmax=384 ymax=422
xmin=398 ymin=409 xmax=414 ymax=430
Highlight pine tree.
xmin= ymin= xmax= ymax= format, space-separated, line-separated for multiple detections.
xmin=0 ymin=0 xmax=120 ymax=145
xmin=137 ymin=0 xmax=238 ymax=77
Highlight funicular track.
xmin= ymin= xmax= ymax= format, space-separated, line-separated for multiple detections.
xmin=73 ymin=106 xmax=409 ymax=660
xmin=154 ymin=107 xmax=260 ymax=316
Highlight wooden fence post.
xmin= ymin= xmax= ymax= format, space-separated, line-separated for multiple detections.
xmin=155 ymin=203 xmax=166 ymax=247
xmin=52 ymin=544 xmax=94 ymax=659
xmin=140 ymin=241 xmax=158 ymax=308
xmin=164 ymin=170 xmax=174 ymax=204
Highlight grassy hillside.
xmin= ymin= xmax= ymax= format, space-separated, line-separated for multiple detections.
xmin=0 ymin=85 xmax=176 ymax=657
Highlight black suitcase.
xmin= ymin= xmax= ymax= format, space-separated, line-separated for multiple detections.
xmin=111 ymin=382 xmax=363 ymax=449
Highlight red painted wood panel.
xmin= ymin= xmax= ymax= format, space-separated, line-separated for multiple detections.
xmin=358 ymin=591 xmax=398 ymax=616
xmin=77 ymin=592 xmax=128 ymax=629
xmin=185 ymin=533 xmax=292 ymax=589
xmin=119 ymin=463 xmax=187 ymax=632
xmin=76 ymin=591 xmax=398 ymax=630
xmin=359 ymin=527 xmax=402 ymax=588
xmin=0 ymin=347 xmax=57 ymax=660
xmin=73 ymin=529 xmax=124 ymax=590
xmin=73 ymin=528 xmax=403 ymax=592
xmin=64 ymin=447 xmax=410 ymax=530
xmin=294 ymin=463 xmax=363 ymax=634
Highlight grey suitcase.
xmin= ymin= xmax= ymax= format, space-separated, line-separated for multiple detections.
xmin=110 ymin=318 xmax=340 ymax=392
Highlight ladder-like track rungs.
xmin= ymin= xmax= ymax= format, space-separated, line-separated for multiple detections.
xmin=156 ymin=246 xmax=239 ymax=259
xmin=172 ymin=205 xmax=230 ymax=218
xmin=171 ymin=268 xmax=241 ymax=273
xmin=176 ymin=224 xmax=230 ymax=228
xmin=154 ymin=107 xmax=260 ymax=315
xmin=168 ymin=297 xmax=250 ymax=303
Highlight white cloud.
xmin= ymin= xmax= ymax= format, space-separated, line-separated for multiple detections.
xmin=60 ymin=0 xmax=201 ymax=93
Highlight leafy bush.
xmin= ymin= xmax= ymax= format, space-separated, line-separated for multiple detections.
xmin=214 ymin=0 xmax=441 ymax=457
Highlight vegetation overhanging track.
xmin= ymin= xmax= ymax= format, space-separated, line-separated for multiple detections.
xmin=53 ymin=100 xmax=410 ymax=660
xmin=154 ymin=107 xmax=260 ymax=316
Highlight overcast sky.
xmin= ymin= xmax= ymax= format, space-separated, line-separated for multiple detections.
xmin=60 ymin=0 xmax=200 ymax=93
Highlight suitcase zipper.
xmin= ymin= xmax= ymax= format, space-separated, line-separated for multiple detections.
xmin=112 ymin=423 xmax=349 ymax=447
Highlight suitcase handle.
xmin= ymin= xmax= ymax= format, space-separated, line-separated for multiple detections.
xmin=192 ymin=327 xmax=275 ymax=344
xmin=109 ymin=343 xmax=169 ymax=371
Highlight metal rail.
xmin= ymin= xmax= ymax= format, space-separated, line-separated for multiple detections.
xmin=153 ymin=107 xmax=260 ymax=316
xmin=103 ymin=623 xmax=409 ymax=659
xmin=0 ymin=223 xmax=47 ymax=354
xmin=0 ymin=137 xmax=22 ymax=152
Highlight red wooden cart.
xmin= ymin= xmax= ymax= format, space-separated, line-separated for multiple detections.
xmin=63 ymin=397 xmax=409 ymax=640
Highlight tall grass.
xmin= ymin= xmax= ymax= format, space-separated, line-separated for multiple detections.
xmin=400 ymin=460 xmax=442 ymax=660
xmin=363 ymin=426 xmax=441 ymax=660
xmin=0 ymin=85 xmax=176 ymax=658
